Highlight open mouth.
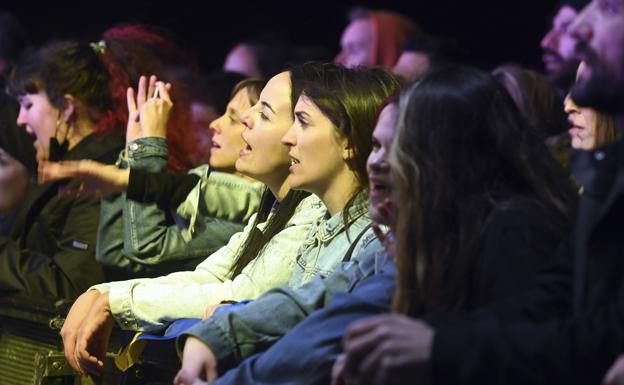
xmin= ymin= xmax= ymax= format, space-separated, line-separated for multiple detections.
xmin=240 ymin=143 xmax=252 ymax=156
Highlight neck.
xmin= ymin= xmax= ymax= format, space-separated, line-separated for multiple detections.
xmin=317 ymin=169 xmax=361 ymax=216
xmin=66 ymin=117 xmax=95 ymax=151
xmin=235 ymin=171 xmax=258 ymax=184
xmin=266 ymin=172 xmax=292 ymax=202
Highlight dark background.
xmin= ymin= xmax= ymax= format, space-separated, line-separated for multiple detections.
xmin=2 ymin=0 xmax=560 ymax=73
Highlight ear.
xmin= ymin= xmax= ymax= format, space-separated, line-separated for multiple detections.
xmin=61 ymin=94 xmax=76 ymax=123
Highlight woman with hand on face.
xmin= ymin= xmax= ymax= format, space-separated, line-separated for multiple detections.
xmin=0 ymin=41 xmax=125 ymax=299
xmin=334 ymin=66 xmax=577 ymax=385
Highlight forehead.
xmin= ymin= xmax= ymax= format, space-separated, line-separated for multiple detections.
xmin=342 ymin=19 xmax=373 ymax=44
xmin=260 ymin=72 xmax=291 ymax=111
xmin=554 ymin=5 xmax=577 ymax=26
xmin=229 ymin=87 xmax=251 ymax=110
xmin=374 ymin=104 xmax=398 ymax=142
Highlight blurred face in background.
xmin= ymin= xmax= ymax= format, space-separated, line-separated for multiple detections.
xmin=337 ymin=18 xmax=374 ymax=68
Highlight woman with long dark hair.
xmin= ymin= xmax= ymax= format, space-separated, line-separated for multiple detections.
xmin=337 ymin=66 xmax=577 ymax=385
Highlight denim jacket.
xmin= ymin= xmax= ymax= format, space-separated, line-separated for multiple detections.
xmin=289 ymin=191 xmax=375 ymax=287
xmin=92 ymin=194 xmax=326 ymax=331
xmin=180 ymin=233 xmax=387 ymax=370
xmin=96 ymin=137 xmax=263 ymax=277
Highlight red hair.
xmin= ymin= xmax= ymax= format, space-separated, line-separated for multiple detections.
xmin=101 ymin=24 xmax=200 ymax=172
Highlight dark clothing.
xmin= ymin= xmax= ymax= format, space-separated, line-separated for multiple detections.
xmin=431 ymin=140 xmax=624 ymax=385
xmin=0 ymin=133 xmax=124 ymax=300
xmin=205 ymin=196 xmax=568 ymax=385
xmin=126 ymin=168 xmax=200 ymax=210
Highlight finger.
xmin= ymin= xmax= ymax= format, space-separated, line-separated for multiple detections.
xmin=127 ymin=87 xmax=138 ymax=122
xmin=372 ymin=224 xmax=386 ymax=243
xmin=157 ymin=81 xmax=172 ymax=103
xmin=331 ymin=354 xmax=347 ymax=385
xmin=147 ymin=75 xmax=157 ymax=100
xmin=62 ymin=335 xmax=84 ymax=375
xmin=136 ymin=75 xmax=147 ymax=109
xmin=165 ymin=82 xmax=172 ymax=92
xmin=345 ymin=315 xmax=390 ymax=342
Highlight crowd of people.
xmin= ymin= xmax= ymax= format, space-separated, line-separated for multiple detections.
xmin=0 ymin=1 xmax=623 ymax=384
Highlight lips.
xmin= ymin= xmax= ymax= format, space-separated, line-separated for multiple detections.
xmin=369 ymin=176 xmax=391 ymax=199
xmin=288 ymin=154 xmax=300 ymax=171
xmin=239 ymin=143 xmax=252 ymax=157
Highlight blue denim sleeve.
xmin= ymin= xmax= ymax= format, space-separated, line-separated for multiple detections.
xmin=179 ymin=241 xmax=385 ymax=370
xmin=212 ymin=266 xmax=396 ymax=384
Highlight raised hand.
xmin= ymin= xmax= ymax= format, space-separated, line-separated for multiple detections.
xmin=38 ymin=160 xmax=130 ymax=197
xmin=126 ymin=75 xmax=173 ymax=146
xmin=174 ymin=336 xmax=219 ymax=384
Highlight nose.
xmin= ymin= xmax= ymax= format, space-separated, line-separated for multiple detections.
xmin=367 ymin=148 xmax=389 ymax=174
xmin=209 ymin=116 xmax=222 ymax=134
xmin=16 ymin=107 xmax=30 ymax=132
xmin=281 ymin=124 xmax=297 ymax=147
xmin=564 ymin=94 xmax=578 ymax=115
xmin=541 ymin=30 xmax=557 ymax=50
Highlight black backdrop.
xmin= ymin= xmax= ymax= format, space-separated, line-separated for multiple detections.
xmin=2 ymin=0 xmax=560 ymax=73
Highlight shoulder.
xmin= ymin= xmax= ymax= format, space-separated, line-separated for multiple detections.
xmin=288 ymin=195 xmax=327 ymax=225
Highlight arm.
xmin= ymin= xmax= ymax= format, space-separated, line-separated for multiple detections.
xmin=94 ymin=197 xmax=325 ymax=331
xmin=178 ymin=238 xmax=384 ymax=371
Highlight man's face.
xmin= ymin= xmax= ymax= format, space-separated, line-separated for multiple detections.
xmin=570 ymin=0 xmax=624 ymax=115
xmin=542 ymin=6 xmax=578 ymax=71
xmin=337 ymin=19 xmax=374 ymax=68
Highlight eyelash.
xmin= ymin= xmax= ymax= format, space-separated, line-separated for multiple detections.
xmin=260 ymin=112 xmax=269 ymax=121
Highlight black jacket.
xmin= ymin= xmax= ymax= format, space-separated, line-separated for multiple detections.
xmin=0 ymin=133 xmax=123 ymax=300
xmin=431 ymin=139 xmax=624 ymax=385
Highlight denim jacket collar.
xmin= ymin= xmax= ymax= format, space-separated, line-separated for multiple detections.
xmin=302 ymin=190 xmax=369 ymax=246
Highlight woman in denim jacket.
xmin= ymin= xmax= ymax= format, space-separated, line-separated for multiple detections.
xmin=49 ymin=64 xmax=401 ymax=376
xmin=95 ymin=79 xmax=268 ymax=278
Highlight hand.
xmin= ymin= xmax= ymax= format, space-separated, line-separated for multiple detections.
xmin=331 ymin=354 xmax=350 ymax=385
xmin=60 ymin=290 xmax=102 ymax=375
xmin=74 ymin=292 xmax=115 ymax=376
xmin=174 ymin=336 xmax=218 ymax=384
xmin=203 ymin=303 xmax=227 ymax=319
xmin=38 ymin=160 xmax=130 ymax=197
xmin=342 ymin=314 xmax=434 ymax=385
xmin=603 ymin=355 xmax=624 ymax=385
xmin=126 ymin=75 xmax=173 ymax=145
xmin=372 ymin=224 xmax=396 ymax=260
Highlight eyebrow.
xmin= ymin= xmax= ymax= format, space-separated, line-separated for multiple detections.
xmin=261 ymin=101 xmax=276 ymax=114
